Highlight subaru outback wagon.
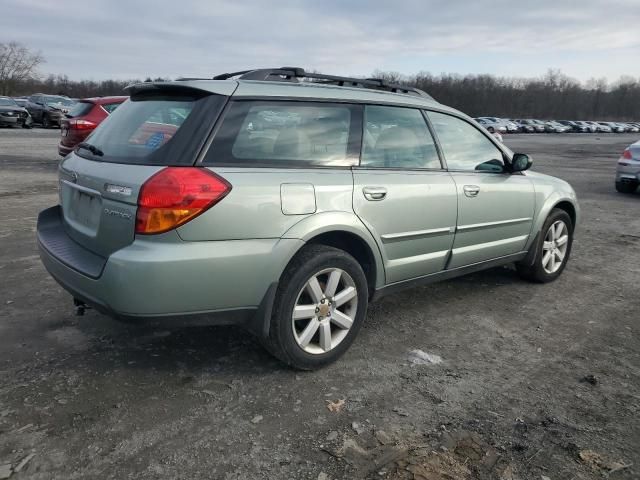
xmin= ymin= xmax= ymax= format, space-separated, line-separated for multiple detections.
xmin=37 ymin=68 xmax=579 ymax=369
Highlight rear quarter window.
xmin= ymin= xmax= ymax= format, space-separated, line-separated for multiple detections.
xmin=75 ymin=90 xmax=226 ymax=165
xmin=204 ymin=101 xmax=362 ymax=167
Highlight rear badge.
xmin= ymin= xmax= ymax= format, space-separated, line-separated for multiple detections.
xmin=103 ymin=208 xmax=132 ymax=220
xmin=105 ymin=184 xmax=132 ymax=196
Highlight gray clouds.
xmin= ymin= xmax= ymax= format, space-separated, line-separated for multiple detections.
xmin=1 ymin=0 xmax=638 ymax=81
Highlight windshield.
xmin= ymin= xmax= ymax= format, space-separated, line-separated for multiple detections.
xmin=43 ymin=96 xmax=75 ymax=107
xmin=75 ymin=90 xmax=226 ymax=165
xmin=0 ymin=98 xmax=18 ymax=107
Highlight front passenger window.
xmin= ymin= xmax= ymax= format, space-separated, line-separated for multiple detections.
xmin=361 ymin=106 xmax=441 ymax=169
xmin=428 ymin=111 xmax=505 ymax=172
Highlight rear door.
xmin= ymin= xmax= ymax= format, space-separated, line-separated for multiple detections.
xmin=352 ymin=105 xmax=457 ymax=284
xmin=58 ymin=87 xmax=228 ymax=258
xmin=426 ymin=111 xmax=535 ymax=268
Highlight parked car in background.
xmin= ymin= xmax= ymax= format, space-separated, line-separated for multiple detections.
xmin=598 ymin=121 xmax=624 ymax=133
xmin=514 ymin=119 xmax=545 ymax=133
xmin=474 ymin=117 xmax=507 ymax=133
xmin=587 ymin=121 xmax=609 ymax=133
xmin=0 ymin=96 xmax=33 ymax=128
xmin=36 ymin=67 xmax=579 ymax=369
xmin=544 ymin=121 xmax=570 ymax=133
xmin=26 ymin=94 xmax=76 ymax=128
xmin=616 ymin=140 xmax=640 ymax=193
xmin=558 ymin=120 xmax=590 ymax=133
xmin=575 ymin=121 xmax=597 ymax=133
xmin=503 ymin=120 xmax=520 ymax=133
xmin=623 ymin=123 xmax=639 ymax=133
xmin=511 ymin=120 xmax=535 ymax=133
xmin=58 ymin=96 xmax=128 ymax=156
xmin=13 ymin=97 xmax=28 ymax=108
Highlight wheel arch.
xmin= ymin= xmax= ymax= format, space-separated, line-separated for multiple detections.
xmin=281 ymin=212 xmax=385 ymax=293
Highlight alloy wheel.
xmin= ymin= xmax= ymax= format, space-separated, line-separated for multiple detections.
xmin=291 ymin=268 xmax=358 ymax=355
xmin=542 ymin=220 xmax=569 ymax=274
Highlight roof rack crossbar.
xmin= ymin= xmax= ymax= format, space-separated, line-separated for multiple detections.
xmin=211 ymin=67 xmax=433 ymax=99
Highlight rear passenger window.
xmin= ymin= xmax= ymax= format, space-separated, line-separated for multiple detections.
xmin=427 ymin=111 xmax=505 ymax=172
xmin=205 ymin=101 xmax=360 ymax=167
xmin=361 ymin=106 xmax=441 ymax=169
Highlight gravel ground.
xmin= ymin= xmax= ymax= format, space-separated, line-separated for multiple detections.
xmin=0 ymin=128 xmax=639 ymax=480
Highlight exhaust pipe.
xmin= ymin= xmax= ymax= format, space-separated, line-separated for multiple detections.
xmin=73 ymin=298 xmax=91 ymax=316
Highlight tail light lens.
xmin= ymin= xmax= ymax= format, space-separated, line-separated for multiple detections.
xmin=136 ymin=167 xmax=231 ymax=235
xmin=69 ymin=119 xmax=97 ymax=130
xmin=622 ymin=149 xmax=632 ymax=160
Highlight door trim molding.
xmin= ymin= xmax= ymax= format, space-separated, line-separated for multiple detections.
xmin=456 ymin=217 xmax=532 ymax=232
xmin=381 ymin=226 xmax=455 ymax=242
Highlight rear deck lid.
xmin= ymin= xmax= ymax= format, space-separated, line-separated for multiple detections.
xmin=58 ymin=87 xmax=228 ymax=257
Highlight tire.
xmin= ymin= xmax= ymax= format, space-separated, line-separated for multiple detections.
xmin=615 ymin=181 xmax=638 ymax=194
xmin=488 ymin=127 xmax=495 ymax=133
xmin=263 ymin=244 xmax=368 ymax=370
xmin=516 ymin=208 xmax=573 ymax=283
xmin=41 ymin=114 xmax=50 ymax=128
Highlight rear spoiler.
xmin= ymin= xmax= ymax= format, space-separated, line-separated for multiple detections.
xmin=125 ymin=80 xmax=238 ymax=98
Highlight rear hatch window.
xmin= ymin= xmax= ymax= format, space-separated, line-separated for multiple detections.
xmin=76 ymin=89 xmax=226 ymax=165
xmin=67 ymin=101 xmax=94 ymax=118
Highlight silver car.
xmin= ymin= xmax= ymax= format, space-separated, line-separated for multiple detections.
xmin=616 ymin=140 xmax=640 ymax=193
xmin=37 ymin=68 xmax=579 ymax=369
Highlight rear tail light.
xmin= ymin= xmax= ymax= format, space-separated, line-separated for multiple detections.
xmin=135 ymin=167 xmax=231 ymax=235
xmin=622 ymin=149 xmax=632 ymax=160
xmin=69 ymin=119 xmax=97 ymax=130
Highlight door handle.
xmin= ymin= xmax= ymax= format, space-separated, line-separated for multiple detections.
xmin=362 ymin=186 xmax=387 ymax=201
xmin=463 ymin=185 xmax=480 ymax=197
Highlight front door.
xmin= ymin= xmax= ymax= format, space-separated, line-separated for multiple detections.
xmin=427 ymin=111 xmax=535 ymax=269
xmin=352 ymin=105 xmax=458 ymax=284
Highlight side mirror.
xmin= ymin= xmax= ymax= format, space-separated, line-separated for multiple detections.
xmin=511 ymin=153 xmax=533 ymax=172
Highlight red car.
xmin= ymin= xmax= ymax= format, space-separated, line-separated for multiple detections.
xmin=58 ymin=96 xmax=128 ymax=156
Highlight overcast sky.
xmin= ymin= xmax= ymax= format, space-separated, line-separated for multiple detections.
xmin=2 ymin=0 xmax=639 ymax=83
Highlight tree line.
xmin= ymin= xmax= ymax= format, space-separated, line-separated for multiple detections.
xmin=2 ymin=41 xmax=638 ymax=120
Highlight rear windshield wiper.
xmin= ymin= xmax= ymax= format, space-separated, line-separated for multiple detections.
xmin=76 ymin=142 xmax=104 ymax=157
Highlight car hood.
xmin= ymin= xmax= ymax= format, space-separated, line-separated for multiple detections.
xmin=0 ymin=106 xmax=27 ymax=113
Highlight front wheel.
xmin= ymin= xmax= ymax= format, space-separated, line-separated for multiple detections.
xmin=516 ymin=209 xmax=573 ymax=283
xmin=41 ymin=114 xmax=51 ymax=128
xmin=263 ymin=245 xmax=368 ymax=370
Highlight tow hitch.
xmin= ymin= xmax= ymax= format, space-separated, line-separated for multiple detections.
xmin=73 ymin=298 xmax=91 ymax=316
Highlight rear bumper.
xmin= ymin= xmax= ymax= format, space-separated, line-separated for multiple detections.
xmin=58 ymin=143 xmax=73 ymax=157
xmin=37 ymin=206 xmax=302 ymax=329
xmin=616 ymin=163 xmax=640 ymax=182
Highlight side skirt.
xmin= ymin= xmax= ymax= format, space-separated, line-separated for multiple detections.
xmin=371 ymin=251 xmax=527 ymax=302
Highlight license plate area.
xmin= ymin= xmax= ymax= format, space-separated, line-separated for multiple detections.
xmin=61 ymin=182 xmax=102 ymax=233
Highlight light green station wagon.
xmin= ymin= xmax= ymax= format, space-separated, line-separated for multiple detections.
xmin=37 ymin=68 xmax=579 ymax=369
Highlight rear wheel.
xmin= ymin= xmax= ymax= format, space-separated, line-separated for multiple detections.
xmin=264 ymin=245 xmax=368 ymax=370
xmin=516 ymin=209 xmax=573 ymax=283
xmin=616 ymin=181 xmax=638 ymax=194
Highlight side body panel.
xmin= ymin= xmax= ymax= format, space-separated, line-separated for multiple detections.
xmin=352 ymin=170 xmax=457 ymax=283
xmin=448 ymin=173 xmax=535 ymax=268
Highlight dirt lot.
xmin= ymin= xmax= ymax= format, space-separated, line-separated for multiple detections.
xmin=0 ymin=129 xmax=638 ymax=480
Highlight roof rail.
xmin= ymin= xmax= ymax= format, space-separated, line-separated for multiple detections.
xmin=211 ymin=67 xmax=434 ymax=100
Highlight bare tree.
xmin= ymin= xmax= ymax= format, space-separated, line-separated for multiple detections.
xmin=0 ymin=42 xmax=44 ymax=96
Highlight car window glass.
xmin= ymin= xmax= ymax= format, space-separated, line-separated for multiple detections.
xmin=428 ymin=111 xmax=505 ymax=172
xmin=361 ymin=105 xmax=440 ymax=169
xmin=102 ymin=102 xmax=122 ymax=114
xmin=205 ymin=101 xmax=358 ymax=167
